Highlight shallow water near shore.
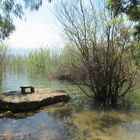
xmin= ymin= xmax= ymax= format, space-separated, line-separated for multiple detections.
xmin=0 ymin=72 xmax=140 ymax=140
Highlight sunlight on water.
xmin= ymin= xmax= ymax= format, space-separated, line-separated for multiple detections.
xmin=0 ymin=72 xmax=140 ymax=140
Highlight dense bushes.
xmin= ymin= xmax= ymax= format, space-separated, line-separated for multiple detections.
xmin=55 ymin=0 xmax=138 ymax=106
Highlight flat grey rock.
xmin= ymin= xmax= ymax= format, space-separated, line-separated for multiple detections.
xmin=0 ymin=88 xmax=70 ymax=112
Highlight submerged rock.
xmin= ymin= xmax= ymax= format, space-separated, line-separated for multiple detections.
xmin=0 ymin=88 xmax=70 ymax=112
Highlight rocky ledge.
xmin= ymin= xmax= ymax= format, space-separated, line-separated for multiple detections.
xmin=0 ymin=88 xmax=70 ymax=112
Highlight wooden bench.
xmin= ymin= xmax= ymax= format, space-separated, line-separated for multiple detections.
xmin=20 ymin=86 xmax=35 ymax=94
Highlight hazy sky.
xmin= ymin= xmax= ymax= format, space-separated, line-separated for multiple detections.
xmin=5 ymin=0 xmax=64 ymax=49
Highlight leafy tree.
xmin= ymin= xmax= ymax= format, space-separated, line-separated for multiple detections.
xmin=107 ymin=0 xmax=140 ymax=39
xmin=56 ymin=0 xmax=137 ymax=107
xmin=0 ymin=0 xmax=52 ymax=40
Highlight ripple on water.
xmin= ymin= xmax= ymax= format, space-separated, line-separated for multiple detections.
xmin=0 ymin=72 xmax=140 ymax=139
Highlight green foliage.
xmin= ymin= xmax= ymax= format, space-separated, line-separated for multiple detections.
xmin=111 ymin=17 xmax=123 ymax=24
xmin=107 ymin=17 xmax=124 ymax=28
xmin=7 ymin=54 xmax=27 ymax=73
xmin=55 ymin=45 xmax=82 ymax=77
xmin=107 ymin=0 xmax=140 ymax=39
xmin=6 ymin=48 xmax=57 ymax=78
xmin=56 ymin=0 xmax=138 ymax=106
xmin=0 ymin=0 xmax=23 ymax=39
xmin=107 ymin=0 xmax=140 ymax=19
xmin=27 ymin=48 xmax=52 ymax=74
xmin=0 ymin=43 xmax=8 ymax=82
xmin=130 ymin=41 xmax=140 ymax=66
xmin=0 ymin=0 xmax=52 ymax=39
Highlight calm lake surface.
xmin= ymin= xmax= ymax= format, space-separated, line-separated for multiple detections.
xmin=0 ymin=72 xmax=140 ymax=140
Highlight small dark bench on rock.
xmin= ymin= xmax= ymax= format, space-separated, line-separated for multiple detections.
xmin=20 ymin=86 xmax=35 ymax=94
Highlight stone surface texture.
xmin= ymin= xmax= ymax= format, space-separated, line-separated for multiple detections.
xmin=0 ymin=88 xmax=70 ymax=112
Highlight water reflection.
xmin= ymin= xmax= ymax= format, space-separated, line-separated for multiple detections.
xmin=0 ymin=72 xmax=140 ymax=139
xmin=0 ymin=101 xmax=140 ymax=139
xmin=0 ymin=111 xmax=70 ymax=140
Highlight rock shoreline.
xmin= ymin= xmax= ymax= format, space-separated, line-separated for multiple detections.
xmin=0 ymin=88 xmax=70 ymax=112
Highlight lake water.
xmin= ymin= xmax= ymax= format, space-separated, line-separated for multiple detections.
xmin=0 ymin=72 xmax=140 ymax=140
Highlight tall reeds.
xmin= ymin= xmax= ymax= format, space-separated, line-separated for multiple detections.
xmin=8 ymin=54 xmax=27 ymax=73
xmin=27 ymin=48 xmax=52 ymax=75
xmin=0 ymin=43 xmax=8 ymax=82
